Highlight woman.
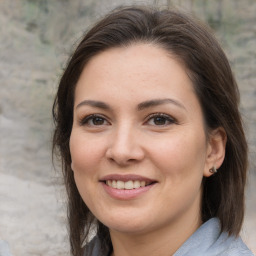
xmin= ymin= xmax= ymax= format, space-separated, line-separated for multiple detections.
xmin=52 ymin=5 xmax=254 ymax=256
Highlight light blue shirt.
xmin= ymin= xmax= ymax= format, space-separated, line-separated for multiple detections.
xmin=0 ymin=240 xmax=13 ymax=256
xmin=174 ymin=218 xmax=254 ymax=256
xmin=85 ymin=218 xmax=254 ymax=256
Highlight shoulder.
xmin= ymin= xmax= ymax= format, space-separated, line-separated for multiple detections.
xmin=215 ymin=234 xmax=254 ymax=256
xmin=213 ymin=232 xmax=254 ymax=256
xmin=174 ymin=218 xmax=254 ymax=256
xmin=207 ymin=219 xmax=254 ymax=256
xmin=220 ymin=237 xmax=254 ymax=256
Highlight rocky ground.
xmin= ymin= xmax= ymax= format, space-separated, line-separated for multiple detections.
xmin=0 ymin=0 xmax=255 ymax=255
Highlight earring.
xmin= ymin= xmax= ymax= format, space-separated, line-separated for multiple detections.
xmin=209 ymin=166 xmax=217 ymax=174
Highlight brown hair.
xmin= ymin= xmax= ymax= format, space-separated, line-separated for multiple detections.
xmin=52 ymin=5 xmax=248 ymax=256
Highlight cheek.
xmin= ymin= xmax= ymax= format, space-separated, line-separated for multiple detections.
xmin=69 ymin=131 xmax=104 ymax=211
xmin=149 ymin=132 xmax=207 ymax=177
xmin=69 ymin=131 xmax=104 ymax=174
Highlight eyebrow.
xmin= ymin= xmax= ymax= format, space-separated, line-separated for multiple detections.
xmin=76 ymin=98 xmax=186 ymax=111
xmin=76 ymin=100 xmax=111 ymax=110
xmin=137 ymin=98 xmax=186 ymax=111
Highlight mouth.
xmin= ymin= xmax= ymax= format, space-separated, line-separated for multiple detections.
xmin=100 ymin=174 xmax=157 ymax=200
xmin=99 ymin=174 xmax=157 ymax=190
xmin=104 ymin=180 xmax=156 ymax=190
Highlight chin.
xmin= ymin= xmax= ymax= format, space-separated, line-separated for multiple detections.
xmin=108 ymin=222 xmax=151 ymax=235
xmin=99 ymin=212 xmax=156 ymax=235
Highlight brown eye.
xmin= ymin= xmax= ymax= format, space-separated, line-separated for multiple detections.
xmin=153 ymin=116 xmax=168 ymax=125
xmin=92 ymin=116 xmax=105 ymax=125
xmin=79 ymin=114 xmax=109 ymax=126
xmin=146 ymin=113 xmax=176 ymax=126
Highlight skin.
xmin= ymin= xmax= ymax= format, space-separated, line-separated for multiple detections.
xmin=70 ymin=43 xmax=226 ymax=256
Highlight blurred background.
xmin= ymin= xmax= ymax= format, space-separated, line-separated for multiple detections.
xmin=0 ymin=0 xmax=255 ymax=255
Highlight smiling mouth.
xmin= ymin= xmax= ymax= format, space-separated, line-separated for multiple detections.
xmin=104 ymin=180 xmax=156 ymax=190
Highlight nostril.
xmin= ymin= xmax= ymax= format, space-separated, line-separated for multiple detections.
xmin=107 ymin=156 xmax=138 ymax=166
xmin=105 ymin=139 xmax=145 ymax=165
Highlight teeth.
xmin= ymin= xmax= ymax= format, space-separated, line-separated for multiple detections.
xmin=112 ymin=180 xmax=117 ymax=188
xmin=106 ymin=180 xmax=149 ymax=189
xmin=140 ymin=181 xmax=146 ymax=187
xmin=134 ymin=180 xmax=140 ymax=188
xmin=124 ymin=180 xmax=133 ymax=189
xmin=116 ymin=180 xmax=124 ymax=189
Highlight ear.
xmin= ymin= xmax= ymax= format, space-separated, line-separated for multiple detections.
xmin=203 ymin=127 xmax=227 ymax=177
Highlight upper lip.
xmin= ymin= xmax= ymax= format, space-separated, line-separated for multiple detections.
xmin=99 ymin=174 xmax=157 ymax=183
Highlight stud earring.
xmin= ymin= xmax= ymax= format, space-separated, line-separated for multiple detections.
xmin=209 ymin=166 xmax=217 ymax=174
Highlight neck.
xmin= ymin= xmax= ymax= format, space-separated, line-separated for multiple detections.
xmin=110 ymin=212 xmax=202 ymax=256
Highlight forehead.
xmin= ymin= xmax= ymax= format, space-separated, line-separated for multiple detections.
xmin=76 ymin=44 xmax=193 ymax=94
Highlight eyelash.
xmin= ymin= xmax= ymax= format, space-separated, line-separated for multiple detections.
xmin=78 ymin=113 xmax=177 ymax=127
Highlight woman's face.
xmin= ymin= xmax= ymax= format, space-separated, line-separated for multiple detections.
xmin=70 ymin=44 xmax=214 ymax=235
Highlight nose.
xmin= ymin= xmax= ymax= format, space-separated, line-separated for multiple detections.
xmin=105 ymin=124 xmax=145 ymax=166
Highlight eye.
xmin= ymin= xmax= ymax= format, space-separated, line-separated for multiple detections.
xmin=146 ymin=113 xmax=176 ymax=126
xmin=79 ymin=114 xmax=110 ymax=126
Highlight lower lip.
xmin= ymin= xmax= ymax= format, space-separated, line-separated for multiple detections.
xmin=101 ymin=182 xmax=156 ymax=200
